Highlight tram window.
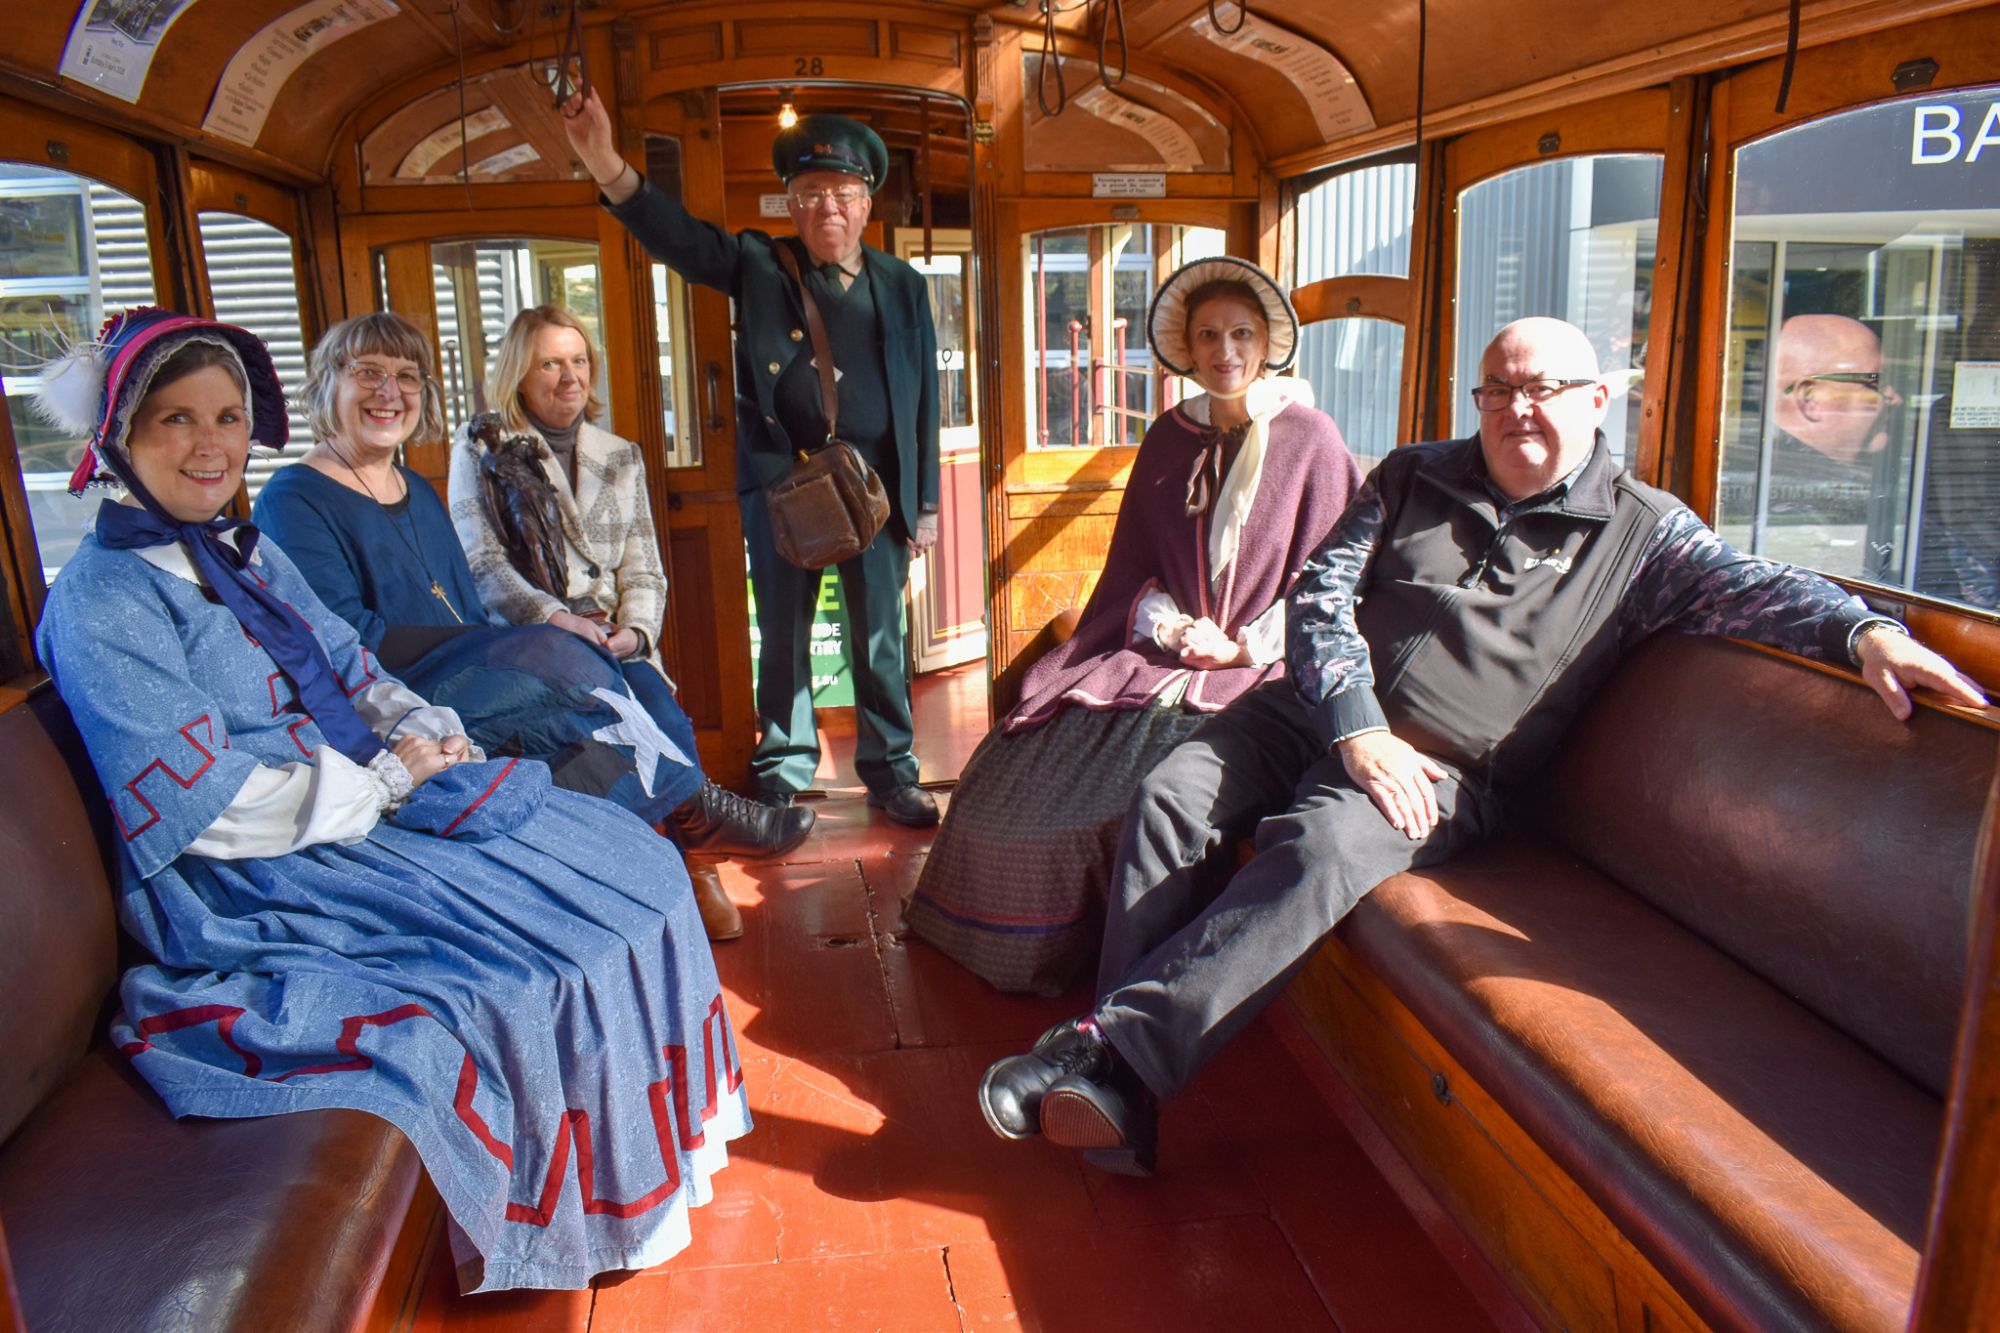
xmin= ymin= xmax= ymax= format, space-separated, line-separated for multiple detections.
xmin=1452 ymin=154 xmax=1662 ymax=461
xmin=1719 ymin=87 xmax=2000 ymax=613
xmin=910 ymin=251 xmax=972 ymax=430
xmin=426 ymin=238 xmax=605 ymax=437
xmin=1293 ymin=159 xmax=1416 ymax=468
xmin=1294 ymin=159 xmax=1416 ymax=283
xmin=196 ymin=213 xmax=312 ymax=499
xmin=1026 ymin=223 xmax=1224 ymax=448
xmin=0 ymin=164 xmax=158 ymax=583
xmin=1295 ymin=318 xmax=1404 ymax=473
xmin=649 ymin=262 xmax=699 ymax=468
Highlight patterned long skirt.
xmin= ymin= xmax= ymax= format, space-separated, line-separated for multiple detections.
xmin=109 ymin=786 xmax=749 ymax=1292
xmin=904 ymin=702 xmax=1206 ymax=995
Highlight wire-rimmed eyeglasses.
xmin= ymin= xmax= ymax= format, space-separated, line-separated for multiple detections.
xmin=347 ymin=362 xmax=429 ymax=396
xmin=789 ymin=186 xmax=867 ymax=211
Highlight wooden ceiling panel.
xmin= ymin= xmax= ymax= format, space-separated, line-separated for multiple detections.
xmin=2 ymin=0 xmax=1990 ymax=184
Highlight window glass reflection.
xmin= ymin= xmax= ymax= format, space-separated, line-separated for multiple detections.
xmin=1294 ymin=317 xmax=1404 ymax=473
xmin=198 ymin=212 xmax=311 ymax=499
xmin=428 ymin=238 xmax=605 ymax=436
xmin=1026 ymin=223 xmax=1225 ymax=448
xmin=1453 ymin=154 xmax=1662 ymax=460
xmin=1294 ymin=158 xmax=1416 ymax=284
xmin=910 ymin=251 xmax=972 ymax=429
xmin=649 ymin=263 xmax=700 ymax=468
xmin=1 ymin=164 xmax=157 ymax=582
xmin=1720 ymin=87 xmax=2000 ymax=611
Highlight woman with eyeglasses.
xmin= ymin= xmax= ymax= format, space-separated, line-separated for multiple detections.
xmin=255 ymin=313 xmax=796 ymax=940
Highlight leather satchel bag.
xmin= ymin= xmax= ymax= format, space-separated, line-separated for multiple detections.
xmin=764 ymin=243 xmax=891 ymax=569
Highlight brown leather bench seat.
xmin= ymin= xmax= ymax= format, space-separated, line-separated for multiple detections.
xmin=1327 ymin=634 xmax=1993 ymax=1332
xmin=0 ymin=684 xmax=422 ymax=1333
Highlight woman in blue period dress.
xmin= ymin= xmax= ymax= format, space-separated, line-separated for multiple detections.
xmin=904 ymin=259 xmax=1361 ymax=995
xmin=254 ymin=313 xmax=809 ymax=940
xmin=33 ymin=308 xmax=749 ymax=1292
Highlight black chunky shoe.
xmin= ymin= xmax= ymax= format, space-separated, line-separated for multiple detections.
xmin=977 ymin=1019 xmax=1112 ymax=1140
xmin=670 ymin=780 xmax=815 ymax=858
xmin=867 ymin=783 xmax=939 ymax=827
xmin=1043 ymin=1071 xmax=1158 ymax=1177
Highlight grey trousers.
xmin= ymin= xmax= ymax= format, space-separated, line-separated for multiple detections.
xmin=1094 ymin=681 xmax=1497 ymax=1099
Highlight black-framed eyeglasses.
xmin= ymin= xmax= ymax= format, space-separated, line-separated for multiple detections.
xmin=1782 ymin=371 xmax=1882 ymax=398
xmin=1470 ymin=378 xmax=1597 ymax=412
xmin=347 ymin=363 xmax=428 ymax=396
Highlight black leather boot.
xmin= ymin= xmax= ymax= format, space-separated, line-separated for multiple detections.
xmin=670 ymin=780 xmax=815 ymax=859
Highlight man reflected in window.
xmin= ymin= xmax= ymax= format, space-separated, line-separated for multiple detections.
xmin=1773 ymin=314 xmax=1997 ymax=608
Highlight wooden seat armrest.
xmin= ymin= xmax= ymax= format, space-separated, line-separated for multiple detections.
xmin=1913 ymin=735 xmax=2000 ymax=1331
xmin=990 ymin=609 xmax=1081 ymax=722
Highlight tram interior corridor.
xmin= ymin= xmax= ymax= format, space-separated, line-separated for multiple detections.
xmin=393 ymin=667 xmax=1522 ymax=1331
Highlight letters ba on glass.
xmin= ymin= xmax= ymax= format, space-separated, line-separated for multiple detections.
xmin=1720 ymin=87 xmax=2000 ymax=613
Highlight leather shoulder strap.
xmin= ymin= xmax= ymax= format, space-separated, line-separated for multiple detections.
xmin=774 ymin=239 xmax=839 ymax=444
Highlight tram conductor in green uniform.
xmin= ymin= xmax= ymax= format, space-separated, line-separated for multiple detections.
xmin=562 ymin=90 xmax=943 ymax=826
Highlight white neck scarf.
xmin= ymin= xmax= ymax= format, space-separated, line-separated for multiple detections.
xmin=1179 ymin=376 xmax=1314 ymax=577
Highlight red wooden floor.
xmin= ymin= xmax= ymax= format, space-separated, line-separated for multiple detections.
xmin=399 ymin=667 xmax=1530 ymax=1332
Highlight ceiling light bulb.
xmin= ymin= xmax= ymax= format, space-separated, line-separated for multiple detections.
xmin=778 ymin=103 xmax=799 ymax=129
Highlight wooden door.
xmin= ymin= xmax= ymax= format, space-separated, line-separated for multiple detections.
xmin=896 ymin=228 xmax=987 ymax=673
xmin=613 ymin=90 xmax=760 ymax=787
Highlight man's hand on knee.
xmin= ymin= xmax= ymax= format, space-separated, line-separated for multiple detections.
xmin=1337 ymin=730 xmax=1448 ymax=840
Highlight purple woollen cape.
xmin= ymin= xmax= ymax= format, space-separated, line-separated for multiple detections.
xmin=1007 ymin=394 xmax=1360 ymax=732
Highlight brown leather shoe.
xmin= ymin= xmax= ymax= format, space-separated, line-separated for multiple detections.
xmin=689 ymin=863 xmax=744 ymax=941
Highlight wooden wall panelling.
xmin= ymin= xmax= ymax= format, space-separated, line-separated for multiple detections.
xmin=1289 ymin=939 xmax=1715 ymax=1333
xmin=370 ymin=240 xmax=445 ymax=485
xmin=0 ymin=394 xmax=41 ymax=681
xmin=637 ymin=2 xmax=968 ymax=99
xmin=1687 ymin=69 xmax=1735 ymax=529
xmin=1912 ymin=743 xmax=2000 ymax=1332
xmin=1399 ymin=138 xmax=1448 ymax=447
xmin=296 ymin=182 xmax=344 ymax=332
xmin=1 ymin=1 xmax=343 ymax=186
xmin=1641 ymin=73 xmax=1712 ymax=499
xmin=973 ymin=16 xmax=1010 ymax=690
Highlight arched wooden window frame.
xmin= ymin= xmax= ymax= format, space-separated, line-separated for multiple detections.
xmin=0 ymin=99 xmax=179 ymax=677
xmin=1429 ymin=86 xmax=1698 ymax=484
xmin=1691 ymin=11 xmax=2000 ymax=683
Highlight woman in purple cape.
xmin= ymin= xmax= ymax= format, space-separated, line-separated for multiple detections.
xmin=906 ymin=258 xmax=1361 ymax=994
